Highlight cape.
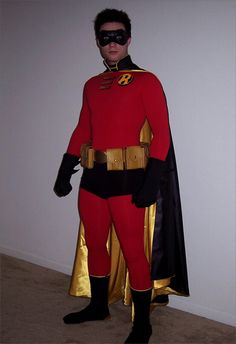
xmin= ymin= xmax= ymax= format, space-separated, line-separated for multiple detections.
xmin=68 ymin=120 xmax=189 ymax=305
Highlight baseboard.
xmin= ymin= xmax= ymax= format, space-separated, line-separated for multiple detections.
xmin=0 ymin=245 xmax=72 ymax=276
xmin=169 ymin=296 xmax=236 ymax=327
xmin=1 ymin=244 xmax=235 ymax=327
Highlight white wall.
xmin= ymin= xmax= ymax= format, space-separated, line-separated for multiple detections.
xmin=1 ymin=0 xmax=235 ymax=327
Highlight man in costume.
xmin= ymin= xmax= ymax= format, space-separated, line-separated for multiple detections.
xmin=54 ymin=8 xmax=189 ymax=344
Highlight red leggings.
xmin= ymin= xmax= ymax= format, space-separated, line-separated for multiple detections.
xmin=78 ymin=188 xmax=152 ymax=290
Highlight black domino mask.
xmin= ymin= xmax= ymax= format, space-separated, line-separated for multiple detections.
xmin=98 ymin=29 xmax=129 ymax=47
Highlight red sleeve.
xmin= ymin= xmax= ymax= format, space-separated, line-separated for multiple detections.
xmin=141 ymin=73 xmax=170 ymax=161
xmin=66 ymin=84 xmax=91 ymax=157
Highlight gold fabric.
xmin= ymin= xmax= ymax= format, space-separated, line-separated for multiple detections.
xmin=69 ymin=120 xmax=184 ymax=304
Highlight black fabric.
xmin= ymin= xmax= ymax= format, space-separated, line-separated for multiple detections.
xmin=98 ymin=29 xmax=129 ymax=46
xmin=54 ymin=153 xmax=79 ymax=197
xmin=80 ymin=163 xmax=145 ymax=199
xmin=151 ymin=139 xmax=189 ymax=296
xmin=132 ymin=158 xmax=166 ymax=208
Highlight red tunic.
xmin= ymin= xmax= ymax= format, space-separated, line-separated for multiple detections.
xmin=67 ymin=70 xmax=170 ymax=161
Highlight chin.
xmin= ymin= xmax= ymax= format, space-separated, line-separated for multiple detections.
xmin=106 ymin=59 xmax=118 ymax=65
xmin=107 ymin=54 xmax=121 ymax=63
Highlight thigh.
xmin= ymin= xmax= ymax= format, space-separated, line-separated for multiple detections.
xmin=78 ymin=188 xmax=111 ymax=247
xmin=108 ymin=195 xmax=145 ymax=253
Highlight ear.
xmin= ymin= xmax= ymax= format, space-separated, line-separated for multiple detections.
xmin=127 ymin=37 xmax=131 ymax=46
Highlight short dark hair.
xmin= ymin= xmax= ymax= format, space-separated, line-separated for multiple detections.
xmin=94 ymin=9 xmax=131 ymax=38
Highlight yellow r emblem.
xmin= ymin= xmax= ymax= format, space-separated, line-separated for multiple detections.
xmin=118 ymin=73 xmax=133 ymax=86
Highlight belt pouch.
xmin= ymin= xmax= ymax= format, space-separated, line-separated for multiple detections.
xmin=125 ymin=146 xmax=148 ymax=169
xmin=107 ymin=148 xmax=124 ymax=171
xmin=80 ymin=144 xmax=94 ymax=168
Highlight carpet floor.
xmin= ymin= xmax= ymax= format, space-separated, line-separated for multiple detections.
xmin=1 ymin=254 xmax=235 ymax=344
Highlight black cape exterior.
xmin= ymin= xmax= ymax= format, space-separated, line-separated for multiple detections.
xmin=69 ymin=55 xmax=189 ymax=301
xmin=151 ymin=136 xmax=189 ymax=297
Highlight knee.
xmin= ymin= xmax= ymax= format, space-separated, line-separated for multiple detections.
xmin=86 ymin=241 xmax=107 ymax=254
xmin=123 ymin=249 xmax=148 ymax=266
xmin=84 ymin=231 xmax=107 ymax=252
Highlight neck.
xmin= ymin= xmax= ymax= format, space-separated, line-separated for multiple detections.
xmin=103 ymin=59 xmax=119 ymax=71
xmin=103 ymin=54 xmax=131 ymax=71
xmin=103 ymin=55 xmax=141 ymax=72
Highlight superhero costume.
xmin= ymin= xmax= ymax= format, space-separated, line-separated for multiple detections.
xmin=64 ymin=55 xmax=189 ymax=301
xmin=54 ymin=54 xmax=189 ymax=344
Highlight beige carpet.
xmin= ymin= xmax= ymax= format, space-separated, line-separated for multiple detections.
xmin=1 ymin=254 xmax=235 ymax=344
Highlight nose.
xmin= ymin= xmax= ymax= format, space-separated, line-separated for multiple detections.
xmin=108 ymin=41 xmax=117 ymax=47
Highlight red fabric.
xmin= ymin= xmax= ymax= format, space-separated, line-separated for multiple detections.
xmin=78 ymin=188 xmax=152 ymax=290
xmin=67 ymin=71 xmax=170 ymax=161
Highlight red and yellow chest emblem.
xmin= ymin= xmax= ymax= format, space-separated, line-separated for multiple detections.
xmin=118 ymin=73 xmax=133 ymax=86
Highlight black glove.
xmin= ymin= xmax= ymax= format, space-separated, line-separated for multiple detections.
xmin=132 ymin=157 xmax=166 ymax=208
xmin=54 ymin=153 xmax=79 ymax=197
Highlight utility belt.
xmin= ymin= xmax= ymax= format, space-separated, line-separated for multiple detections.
xmin=80 ymin=143 xmax=149 ymax=171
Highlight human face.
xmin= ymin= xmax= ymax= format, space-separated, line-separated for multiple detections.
xmin=96 ymin=22 xmax=131 ymax=65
